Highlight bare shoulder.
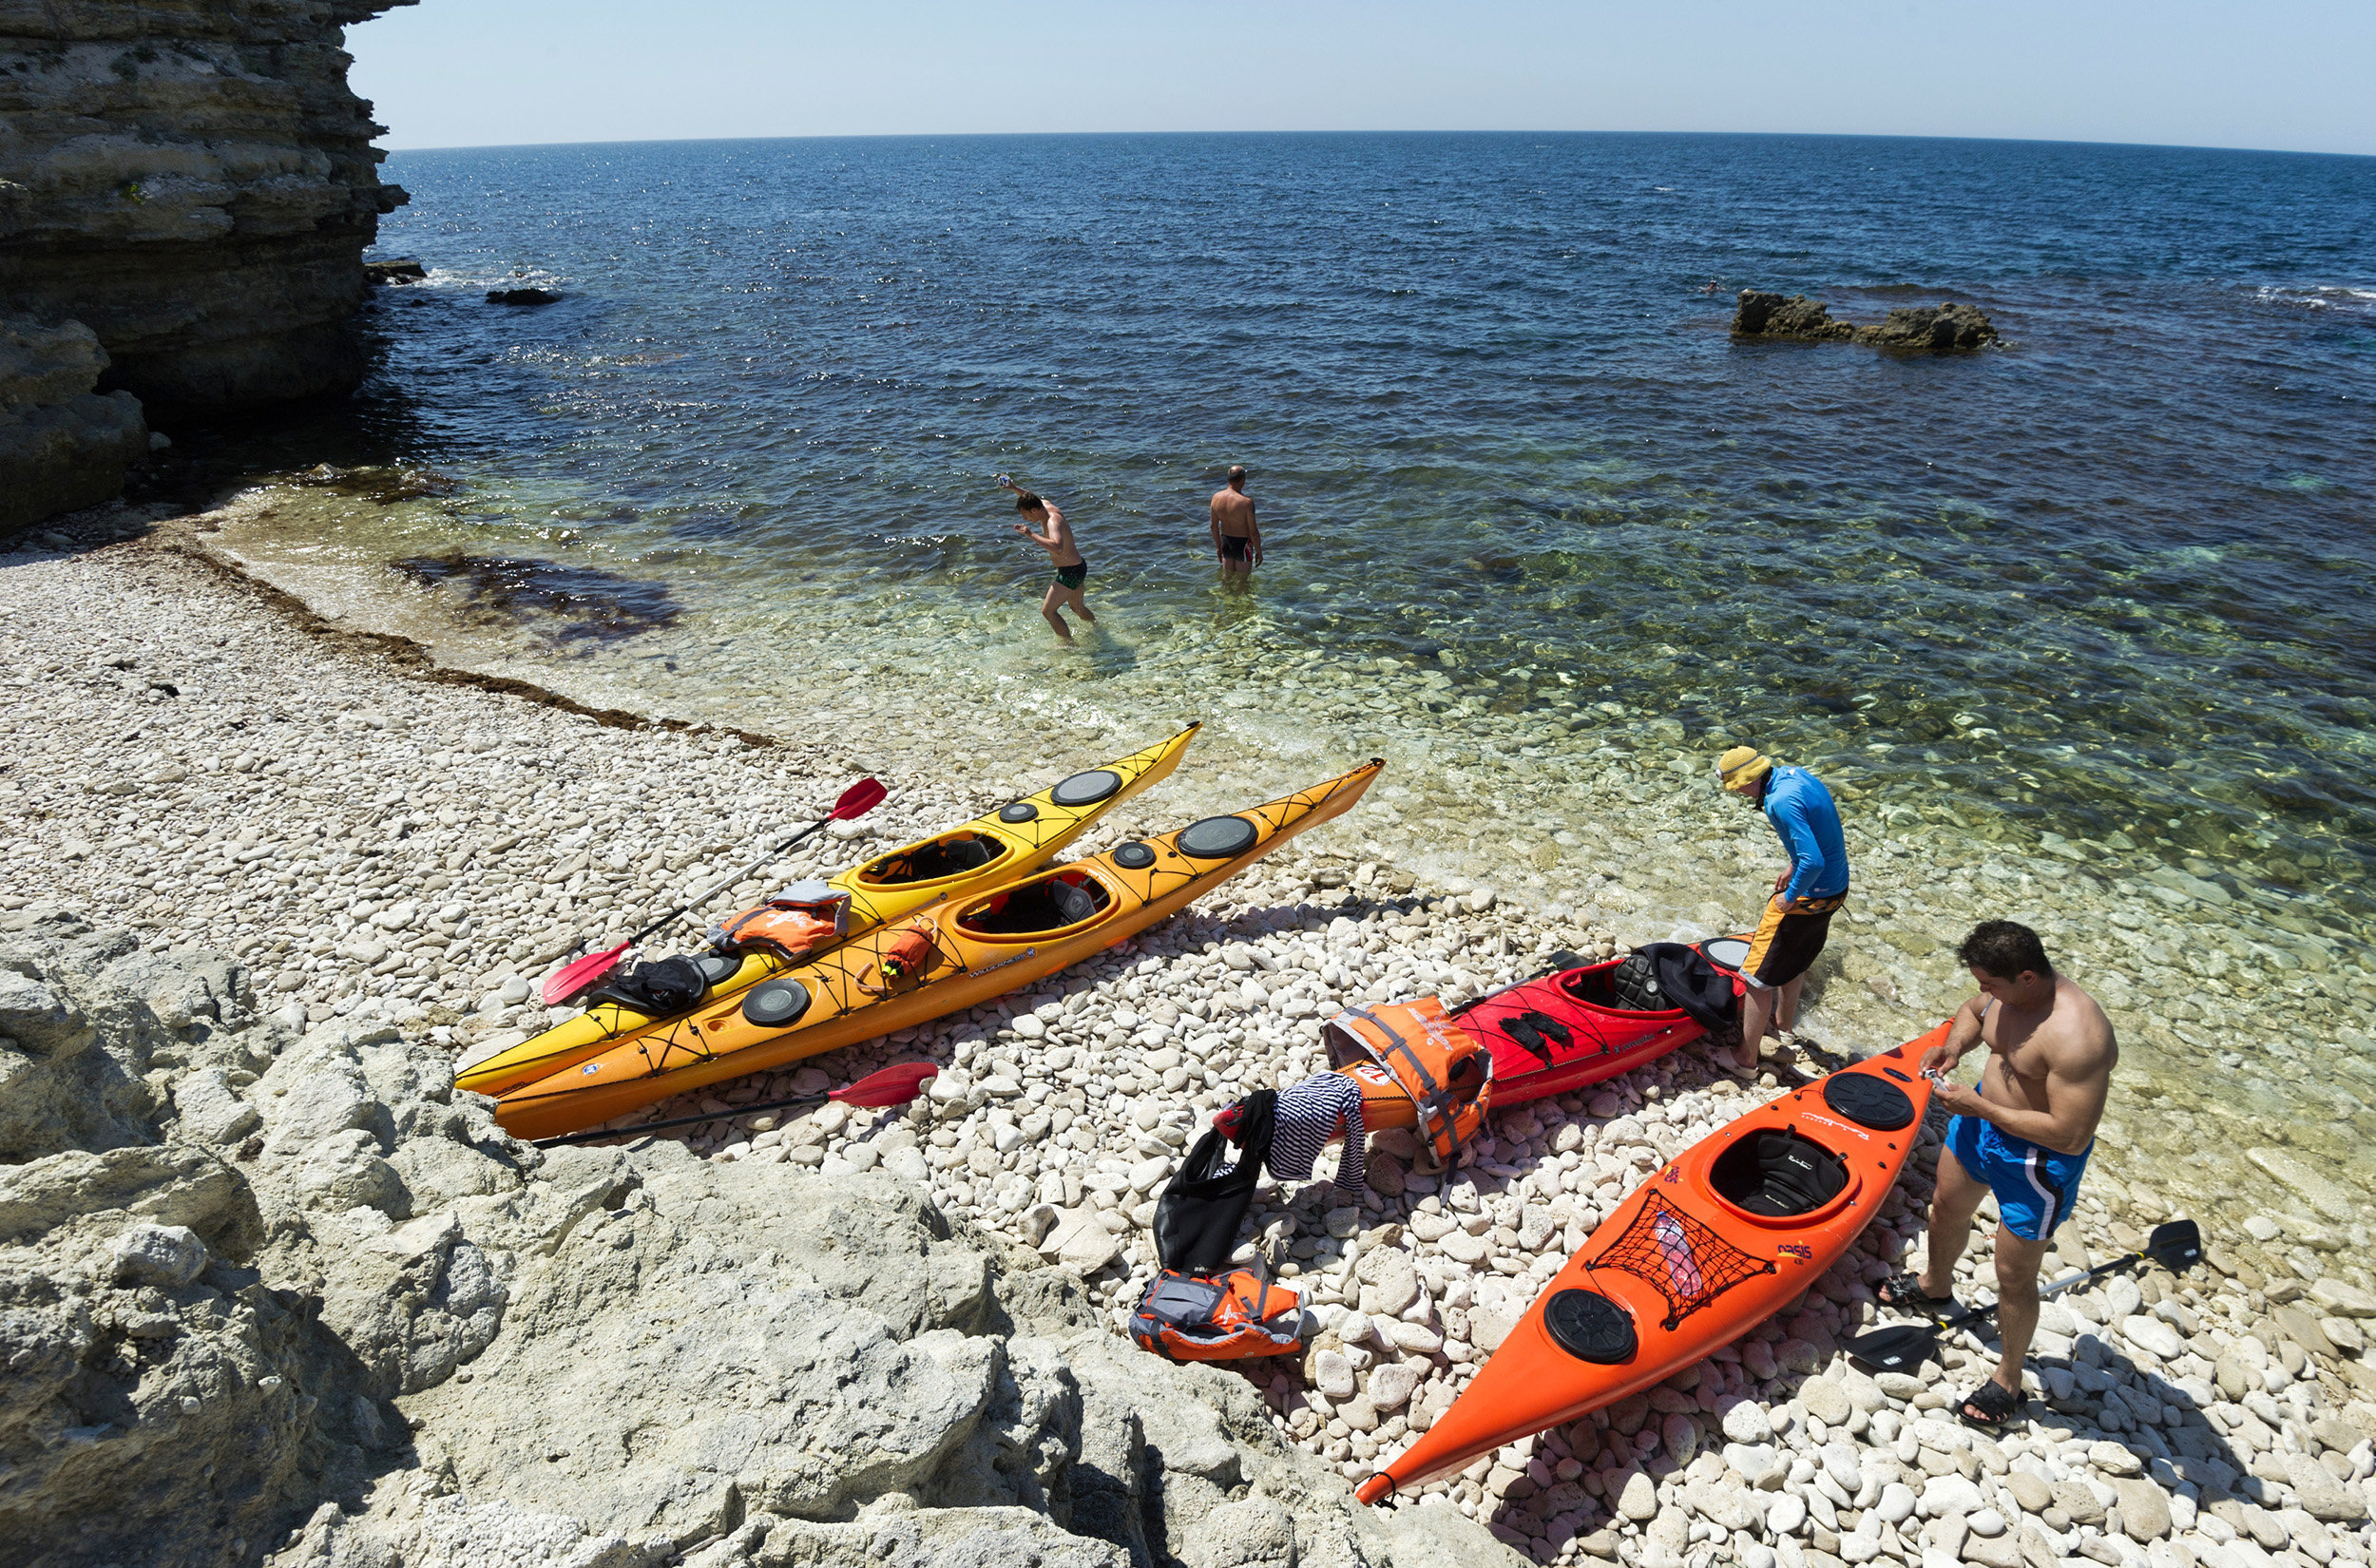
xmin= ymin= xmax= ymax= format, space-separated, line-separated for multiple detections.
xmin=2047 ymin=977 xmax=2117 ymax=1073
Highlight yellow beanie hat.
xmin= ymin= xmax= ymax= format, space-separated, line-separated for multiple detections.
xmin=1717 ymin=746 xmax=1772 ymax=789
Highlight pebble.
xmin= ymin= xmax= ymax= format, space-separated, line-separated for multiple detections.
xmin=1721 ymin=1396 xmax=1773 ymax=1444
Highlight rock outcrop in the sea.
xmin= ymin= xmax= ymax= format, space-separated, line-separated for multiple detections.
xmin=1732 ymin=291 xmax=1999 ymax=351
xmin=0 ymin=907 xmax=1519 ymax=1568
xmin=0 ymin=1 xmax=415 ymax=409
xmin=0 ymin=316 xmax=148 ymax=535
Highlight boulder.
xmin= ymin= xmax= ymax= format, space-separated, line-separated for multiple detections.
xmin=0 ymin=915 xmax=1532 ymax=1568
xmin=0 ymin=316 xmax=149 ymax=535
xmin=488 ymin=288 xmax=565 ymax=307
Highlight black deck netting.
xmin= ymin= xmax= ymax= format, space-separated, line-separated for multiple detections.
xmin=1588 ymin=1189 xmax=1777 ymax=1330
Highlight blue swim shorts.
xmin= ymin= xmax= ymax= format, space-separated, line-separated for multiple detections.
xmin=1944 ymin=1115 xmax=2091 ymax=1242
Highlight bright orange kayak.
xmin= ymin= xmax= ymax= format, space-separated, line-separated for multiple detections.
xmin=1357 ymin=1023 xmax=1945 ymax=1504
xmin=457 ymin=722 xmax=1199 ymax=1098
xmin=492 ymin=757 xmax=1385 ymax=1142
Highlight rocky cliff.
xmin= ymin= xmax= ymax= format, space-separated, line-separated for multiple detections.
xmin=0 ymin=0 xmax=413 ymax=409
xmin=0 ymin=906 xmax=1519 ymax=1568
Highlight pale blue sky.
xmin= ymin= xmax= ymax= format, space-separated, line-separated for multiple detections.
xmin=352 ymin=0 xmax=2374 ymax=157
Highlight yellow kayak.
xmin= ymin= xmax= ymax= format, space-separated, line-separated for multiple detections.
xmin=458 ymin=722 xmax=1199 ymax=1098
xmin=492 ymin=756 xmax=1383 ymax=1141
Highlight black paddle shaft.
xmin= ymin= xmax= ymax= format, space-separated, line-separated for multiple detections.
xmin=1847 ymin=1220 xmax=2203 ymax=1371
xmin=624 ymin=814 xmax=841 ymax=947
xmin=530 ymin=1088 xmax=839 ymax=1149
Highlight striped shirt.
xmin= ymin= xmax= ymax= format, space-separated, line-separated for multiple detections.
xmin=1257 ymin=1071 xmax=1366 ymax=1198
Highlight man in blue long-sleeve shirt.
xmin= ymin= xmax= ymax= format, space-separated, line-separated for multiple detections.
xmin=1718 ymin=745 xmax=1850 ymax=1069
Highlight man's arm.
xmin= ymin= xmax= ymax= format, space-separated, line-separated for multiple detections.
xmin=1210 ymin=495 xmax=1225 ymax=552
xmin=1920 ymin=993 xmax=1988 ymax=1075
xmin=1246 ymin=503 xmax=1262 ymax=564
xmin=1770 ymin=793 xmax=1824 ymax=904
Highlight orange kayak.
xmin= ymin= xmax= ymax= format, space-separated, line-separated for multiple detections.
xmin=1356 ymin=1023 xmax=1945 ymax=1504
xmin=492 ymin=758 xmax=1384 ymax=1141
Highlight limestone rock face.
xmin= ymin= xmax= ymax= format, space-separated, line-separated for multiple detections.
xmin=0 ymin=314 xmax=147 ymax=533
xmin=1732 ymin=290 xmax=1998 ymax=352
xmin=0 ymin=1 xmax=416 ymax=407
xmin=0 ymin=907 xmax=1525 ymax=1568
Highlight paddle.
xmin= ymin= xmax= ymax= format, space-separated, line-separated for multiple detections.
xmin=1844 ymin=1218 xmax=2204 ymax=1374
xmin=541 ymin=776 xmax=888 ymax=1005
xmin=529 ymin=1061 xmax=938 ymax=1148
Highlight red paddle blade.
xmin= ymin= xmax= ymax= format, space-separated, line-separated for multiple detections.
xmin=542 ymin=941 xmax=628 ymax=1005
xmin=833 ymin=776 xmax=888 ymax=820
xmin=829 ymin=1061 xmax=939 ymax=1108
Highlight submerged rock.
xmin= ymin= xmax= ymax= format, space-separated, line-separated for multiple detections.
xmin=1732 ymin=290 xmax=1998 ymax=352
xmin=488 ymin=287 xmax=565 ymax=307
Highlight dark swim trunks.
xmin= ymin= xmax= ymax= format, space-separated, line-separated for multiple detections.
xmin=1218 ymin=534 xmax=1251 ymax=562
xmin=1055 ymin=562 xmax=1088 ymax=591
xmin=1740 ymin=892 xmax=1847 ymax=990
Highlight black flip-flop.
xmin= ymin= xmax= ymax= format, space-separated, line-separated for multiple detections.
xmin=1876 ymin=1272 xmax=1958 ymax=1315
xmin=1956 ymin=1379 xmax=2021 ymax=1430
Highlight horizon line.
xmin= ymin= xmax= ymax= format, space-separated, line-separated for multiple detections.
xmin=375 ymin=126 xmax=2376 ymax=161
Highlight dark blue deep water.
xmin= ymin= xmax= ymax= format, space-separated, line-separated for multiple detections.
xmin=296 ymin=132 xmax=2375 ymax=921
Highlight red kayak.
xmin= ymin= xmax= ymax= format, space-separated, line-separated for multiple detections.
xmin=1434 ymin=936 xmax=1749 ymax=1108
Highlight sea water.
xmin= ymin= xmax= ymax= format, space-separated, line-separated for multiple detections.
xmin=193 ymin=133 xmax=2376 ymax=1262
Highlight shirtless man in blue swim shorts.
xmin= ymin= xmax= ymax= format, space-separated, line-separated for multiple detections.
xmin=1881 ymin=919 xmax=2118 ymax=1431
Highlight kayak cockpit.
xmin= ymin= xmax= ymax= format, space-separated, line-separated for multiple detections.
xmin=855 ymin=831 xmax=1009 ymax=888
xmin=1706 ymin=1127 xmax=1855 ymax=1223
xmin=957 ymin=869 xmax=1115 ymax=941
xmin=1557 ymin=959 xmax=1679 ymax=1014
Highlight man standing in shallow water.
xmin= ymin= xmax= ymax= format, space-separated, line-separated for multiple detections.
xmin=1717 ymin=745 xmax=1849 ymax=1069
xmin=1000 ymin=477 xmax=1095 ymax=641
xmin=1883 ymin=920 xmax=2117 ymax=1431
xmin=1209 ymin=465 xmax=1262 ymax=580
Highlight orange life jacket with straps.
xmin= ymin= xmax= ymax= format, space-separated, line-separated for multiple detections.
xmin=1129 ymin=1265 xmax=1305 ymax=1363
xmin=1322 ymin=998 xmax=1493 ymax=1165
xmin=713 ymin=889 xmax=851 ymax=965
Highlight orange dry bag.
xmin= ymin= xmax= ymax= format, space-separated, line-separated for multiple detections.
xmin=1322 ymin=999 xmax=1493 ymax=1166
xmin=860 ymin=918 xmax=938 ymax=995
xmin=1129 ymin=1265 xmax=1305 ymax=1363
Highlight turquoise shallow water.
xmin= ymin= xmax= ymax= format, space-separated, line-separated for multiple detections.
xmin=207 ymin=132 xmax=2376 ymax=911
xmin=184 ymin=132 xmax=2376 ymax=1238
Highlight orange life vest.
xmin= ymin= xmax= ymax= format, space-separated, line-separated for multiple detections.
xmin=1129 ymin=1267 xmax=1305 ymax=1363
xmin=1322 ymin=999 xmax=1493 ymax=1165
xmin=714 ymin=891 xmax=850 ymax=964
